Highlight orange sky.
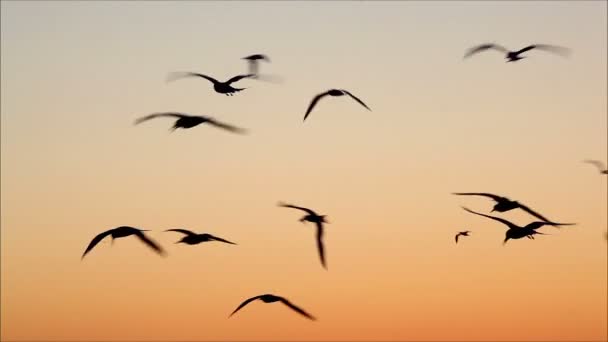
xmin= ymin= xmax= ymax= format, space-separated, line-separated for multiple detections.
xmin=1 ymin=1 xmax=607 ymax=341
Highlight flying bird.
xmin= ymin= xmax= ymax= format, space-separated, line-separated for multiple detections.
xmin=583 ymin=160 xmax=608 ymax=175
xmin=452 ymin=192 xmax=555 ymax=223
xmin=82 ymin=226 xmax=166 ymax=259
xmin=278 ymin=202 xmax=329 ymax=269
xmin=461 ymin=207 xmax=574 ymax=244
xmin=464 ymin=43 xmax=570 ymax=62
xmin=304 ymin=89 xmax=371 ymax=121
xmin=166 ymin=72 xmax=254 ymax=96
xmin=165 ymin=229 xmax=237 ymax=245
xmin=455 ymin=230 xmax=471 ymax=244
xmin=242 ymin=54 xmax=270 ymax=76
xmin=229 ymin=294 xmax=316 ymax=321
xmin=134 ymin=112 xmax=247 ymax=134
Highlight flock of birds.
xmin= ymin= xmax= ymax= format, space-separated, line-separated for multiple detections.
xmin=81 ymin=45 xmax=607 ymax=322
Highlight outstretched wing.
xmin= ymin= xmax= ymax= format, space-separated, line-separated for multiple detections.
xmin=303 ymin=91 xmax=331 ymax=121
xmin=226 ymin=74 xmax=255 ymax=84
xmin=278 ymin=297 xmax=316 ymax=321
xmin=455 ymin=233 xmax=460 ymax=244
xmin=342 ymin=90 xmax=371 ymax=111
xmin=82 ymin=230 xmax=113 ymax=259
xmin=229 ymin=295 xmax=263 ymax=317
xmin=515 ymin=203 xmax=553 ymax=223
xmin=584 ymin=159 xmax=607 ymax=172
xmin=134 ymin=112 xmax=187 ymax=125
xmin=516 ymin=44 xmax=570 ymax=57
xmin=452 ymin=192 xmax=506 ymax=202
xmin=165 ymin=229 xmax=196 ymax=236
xmin=315 ymin=222 xmax=326 ymax=269
xmin=464 ymin=43 xmax=509 ymax=58
xmin=166 ymin=72 xmax=219 ymax=84
xmin=208 ymin=234 xmax=237 ymax=245
xmin=133 ymin=231 xmax=166 ymax=256
xmin=461 ymin=207 xmax=517 ymax=230
xmin=277 ymin=202 xmax=317 ymax=216
xmin=206 ymin=118 xmax=248 ymax=134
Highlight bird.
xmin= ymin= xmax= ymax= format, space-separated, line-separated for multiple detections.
xmin=455 ymin=230 xmax=471 ymax=244
xmin=461 ymin=207 xmax=574 ymax=244
xmin=242 ymin=54 xmax=270 ymax=76
xmin=165 ymin=229 xmax=237 ymax=245
xmin=134 ymin=112 xmax=247 ymax=134
xmin=229 ymin=294 xmax=316 ymax=321
xmin=278 ymin=202 xmax=329 ymax=269
xmin=303 ymin=89 xmax=371 ymax=121
xmin=82 ymin=226 xmax=166 ymax=259
xmin=583 ymin=160 xmax=608 ymax=175
xmin=464 ymin=43 xmax=570 ymax=62
xmin=452 ymin=192 xmax=555 ymax=223
xmin=166 ymin=72 xmax=254 ymax=96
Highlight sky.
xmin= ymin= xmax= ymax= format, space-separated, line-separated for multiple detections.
xmin=1 ymin=1 xmax=607 ymax=341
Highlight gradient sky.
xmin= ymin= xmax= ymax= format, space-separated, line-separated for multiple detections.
xmin=1 ymin=1 xmax=607 ymax=341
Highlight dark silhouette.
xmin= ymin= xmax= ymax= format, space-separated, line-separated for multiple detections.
xmin=464 ymin=43 xmax=570 ymax=62
xmin=455 ymin=230 xmax=471 ymax=244
xmin=166 ymin=72 xmax=254 ymax=96
xmin=229 ymin=294 xmax=316 ymax=321
xmin=304 ymin=89 xmax=371 ymax=121
xmin=242 ymin=54 xmax=270 ymax=76
xmin=461 ymin=207 xmax=574 ymax=244
xmin=134 ymin=112 xmax=247 ymax=134
xmin=583 ymin=160 xmax=608 ymax=175
xmin=452 ymin=192 xmax=555 ymax=222
xmin=165 ymin=229 xmax=237 ymax=245
xmin=82 ymin=226 xmax=166 ymax=259
xmin=278 ymin=202 xmax=328 ymax=269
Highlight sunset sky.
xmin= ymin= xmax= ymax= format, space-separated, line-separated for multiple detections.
xmin=1 ymin=1 xmax=607 ymax=341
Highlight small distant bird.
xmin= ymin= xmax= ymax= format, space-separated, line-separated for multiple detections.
xmin=165 ymin=229 xmax=237 ymax=245
xmin=166 ymin=72 xmax=254 ymax=96
xmin=455 ymin=230 xmax=470 ymax=244
xmin=229 ymin=294 xmax=316 ymax=321
xmin=278 ymin=202 xmax=329 ymax=269
xmin=82 ymin=226 xmax=166 ymax=259
xmin=134 ymin=112 xmax=247 ymax=134
xmin=242 ymin=54 xmax=270 ymax=76
xmin=583 ymin=160 xmax=608 ymax=175
xmin=304 ymin=89 xmax=371 ymax=121
xmin=452 ymin=192 xmax=554 ymax=222
xmin=461 ymin=207 xmax=574 ymax=244
xmin=464 ymin=43 xmax=570 ymax=62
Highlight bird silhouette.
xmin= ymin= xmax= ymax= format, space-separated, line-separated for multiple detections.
xmin=82 ymin=226 xmax=166 ymax=259
xmin=583 ymin=160 xmax=608 ymax=175
xmin=166 ymin=72 xmax=254 ymax=96
xmin=461 ymin=207 xmax=574 ymax=244
xmin=165 ymin=229 xmax=237 ymax=245
xmin=242 ymin=54 xmax=270 ymax=76
xmin=134 ymin=112 xmax=247 ymax=134
xmin=229 ymin=294 xmax=316 ymax=321
xmin=278 ymin=202 xmax=328 ymax=269
xmin=452 ymin=192 xmax=555 ymax=222
xmin=464 ymin=43 xmax=570 ymax=62
xmin=455 ymin=230 xmax=470 ymax=244
xmin=304 ymin=89 xmax=371 ymax=121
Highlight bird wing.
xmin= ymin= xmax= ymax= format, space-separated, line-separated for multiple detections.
xmin=134 ymin=112 xmax=187 ymax=125
xmin=226 ymin=74 xmax=255 ymax=84
xmin=455 ymin=233 xmax=460 ymax=244
xmin=452 ymin=192 xmax=506 ymax=202
xmin=277 ymin=202 xmax=317 ymax=216
xmin=208 ymin=235 xmax=237 ymax=245
xmin=515 ymin=203 xmax=553 ymax=222
xmin=165 ymin=229 xmax=196 ymax=236
xmin=461 ymin=207 xmax=516 ymax=229
xmin=516 ymin=44 xmax=570 ymax=56
xmin=584 ymin=159 xmax=606 ymax=171
xmin=81 ymin=229 xmax=113 ymax=259
xmin=229 ymin=295 xmax=264 ymax=317
xmin=303 ymin=91 xmax=331 ymax=121
xmin=315 ymin=222 xmax=326 ymax=269
xmin=133 ymin=231 xmax=166 ymax=256
xmin=166 ymin=72 xmax=219 ymax=84
xmin=464 ymin=44 xmax=509 ymax=58
xmin=278 ymin=297 xmax=316 ymax=321
xmin=206 ymin=118 xmax=248 ymax=134
xmin=342 ymin=90 xmax=371 ymax=111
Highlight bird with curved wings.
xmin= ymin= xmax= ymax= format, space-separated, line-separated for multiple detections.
xmin=166 ymin=72 xmax=254 ymax=95
xmin=134 ymin=112 xmax=247 ymax=134
xmin=452 ymin=192 xmax=555 ymax=223
xmin=165 ymin=229 xmax=237 ymax=245
xmin=304 ymin=89 xmax=371 ymax=121
xmin=82 ymin=226 xmax=166 ymax=259
xmin=464 ymin=43 xmax=570 ymax=62
xmin=455 ymin=230 xmax=470 ymax=244
xmin=229 ymin=294 xmax=316 ymax=320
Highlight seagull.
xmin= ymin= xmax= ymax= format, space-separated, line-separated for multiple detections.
xmin=278 ymin=202 xmax=328 ymax=269
xmin=464 ymin=43 xmax=570 ymax=62
xmin=82 ymin=226 xmax=166 ymax=259
xmin=583 ymin=160 xmax=608 ymax=175
xmin=166 ymin=72 xmax=254 ymax=96
xmin=304 ymin=89 xmax=371 ymax=121
xmin=455 ymin=230 xmax=471 ymax=244
xmin=242 ymin=54 xmax=270 ymax=76
xmin=229 ymin=294 xmax=316 ymax=321
xmin=134 ymin=112 xmax=247 ymax=134
xmin=165 ymin=229 xmax=237 ymax=245
xmin=461 ymin=207 xmax=574 ymax=244
xmin=452 ymin=192 xmax=555 ymax=222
